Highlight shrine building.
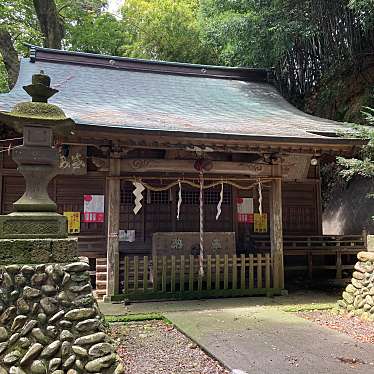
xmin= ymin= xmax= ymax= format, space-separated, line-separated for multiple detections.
xmin=0 ymin=46 xmax=367 ymax=300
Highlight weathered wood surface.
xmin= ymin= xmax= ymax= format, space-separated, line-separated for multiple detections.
xmin=270 ymin=176 xmax=284 ymax=289
xmin=120 ymin=158 xmax=272 ymax=176
xmin=106 ymin=158 xmax=121 ymax=297
xmin=120 ymin=254 xmax=276 ymax=300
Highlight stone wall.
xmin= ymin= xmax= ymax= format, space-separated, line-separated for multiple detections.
xmin=0 ymin=259 xmax=124 ymax=373
xmin=337 ymin=251 xmax=374 ymax=320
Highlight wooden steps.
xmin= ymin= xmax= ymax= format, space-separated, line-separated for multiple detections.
xmin=95 ymin=258 xmax=107 ymax=300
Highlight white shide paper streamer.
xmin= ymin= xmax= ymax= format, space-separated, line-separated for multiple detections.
xmin=177 ymin=180 xmax=182 ymax=220
xmin=216 ymin=182 xmax=224 ymax=220
xmin=133 ymin=182 xmax=145 ymax=215
xmin=258 ymin=180 xmax=263 ymax=215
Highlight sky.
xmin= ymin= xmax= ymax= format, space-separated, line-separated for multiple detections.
xmin=108 ymin=0 xmax=125 ymax=15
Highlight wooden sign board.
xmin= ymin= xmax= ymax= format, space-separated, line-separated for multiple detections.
xmin=59 ymin=145 xmax=87 ymax=175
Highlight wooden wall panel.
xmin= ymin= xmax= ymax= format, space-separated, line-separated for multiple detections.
xmin=0 ymin=174 xmax=321 ymax=258
xmin=236 ymin=181 xmax=320 ymax=251
xmin=55 ymin=175 xmax=106 ymax=237
xmin=2 ymin=176 xmax=25 ymax=214
xmin=282 ymin=182 xmax=320 ymax=235
xmin=119 ymin=183 xmax=234 ymax=256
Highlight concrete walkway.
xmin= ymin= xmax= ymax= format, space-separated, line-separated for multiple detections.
xmin=167 ymin=307 xmax=374 ymax=374
xmin=100 ymin=292 xmax=374 ymax=373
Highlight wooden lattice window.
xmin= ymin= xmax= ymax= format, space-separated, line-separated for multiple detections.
xmin=121 ymin=187 xmax=134 ymax=204
xmin=149 ymin=190 xmax=170 ymax=205
xmin=181 ymin=187 xmax=231 ymax=205
xmin=204 ymin=188 xmax=231 ymax=205
xmin=181 ymin=190 xmax=200 ymax=205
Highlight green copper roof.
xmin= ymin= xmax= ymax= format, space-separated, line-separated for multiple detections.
xmin=0 ymin=47 xmax=349 ymax=143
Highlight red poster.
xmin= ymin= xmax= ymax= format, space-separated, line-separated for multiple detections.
xmin=237 ymin=197 xmax=254 ymax=223
xmin=83 ymin=195 xmax=105 ymax=223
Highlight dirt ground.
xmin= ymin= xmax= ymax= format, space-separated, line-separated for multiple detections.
xmin=297 ymin=310 xmax=374 ymax=345
xmin=110 ymin=320 xmax=230 ymax=374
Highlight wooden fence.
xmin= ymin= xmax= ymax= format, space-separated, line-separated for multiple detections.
xmin=96 ymin=235 xmax=366 ymax=300
xmin=116 ymin=254 xmax=280 ymax=300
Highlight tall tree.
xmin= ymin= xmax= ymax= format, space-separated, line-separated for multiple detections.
xmin=0 ymin=0 xmax=111 ymax=91
xmin=33 ymin=0 xmax=65 ymax=49
xmin=0 ymin=29 xmax=20 ymax=89
xmin=0 ymin=0 xmax=40 ymax=90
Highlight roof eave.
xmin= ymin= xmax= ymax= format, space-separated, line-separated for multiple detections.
xmin=75 ymin=123 xmax=366 ymax=148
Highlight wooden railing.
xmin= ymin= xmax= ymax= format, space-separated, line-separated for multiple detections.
xmin=254 ymin=234 xmax=365 ymax=280
xmin=253 ymin=234 xmax=365 ymax=252
xmin=118 ymin=254 xmax=280 ymax=300
xmin=284 ymin=248 xmax=361 ymax=280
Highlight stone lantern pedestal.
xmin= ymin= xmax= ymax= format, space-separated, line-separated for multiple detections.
xmin=0 ymin=73 xmax=124 ymax=373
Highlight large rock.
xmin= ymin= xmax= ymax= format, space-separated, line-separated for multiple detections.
xmin=65 ymin=308 xmax=95 ymax=321
xmin=85 ymin=353 xmax=116 ymax=372
xmin=0 ymin=328 xmax=8 ymax=342
xmin=357 ymin=251 xmax=374 ymax=262
xmin=342 ymin=291 xmax=354 ymax=304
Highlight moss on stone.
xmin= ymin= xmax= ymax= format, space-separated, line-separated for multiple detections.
xmin=52 ymin=240 xmax=79 ymax=263
xmin=11 ymin=102 xmax=67 ymax=120
xmin=0 ymin=238 xmax=78 ymax=265
xmin=30 ymin=244 xmax=51 ymax=263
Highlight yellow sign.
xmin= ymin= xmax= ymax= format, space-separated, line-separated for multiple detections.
xmin=64 ymin=212 xmax=81 ymax=234
xmin=254 ymin=213 xmax=267 ymax=233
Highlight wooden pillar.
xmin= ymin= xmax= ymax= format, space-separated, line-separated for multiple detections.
xmin=269 ymin=176 xmax=285 ymax=290
xmin=106 ymin=157 xmax=121 ymax=299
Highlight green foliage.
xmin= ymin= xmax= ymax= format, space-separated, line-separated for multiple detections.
xmin=0 ymin=0 xmax=43 ymax=53
xmin=0 ymin=0 xmax=124 ymax=90
xmin=199 ymin=1 xmax=275 ymax=67
xmin=0 ymin=58 xmax=9 ymax=93
xmin=337 ymin=108 xmax=374 ymax=179
xmin=121 ymin=0 xmax=209 ymax=63
xmin=68 ymin=13 xmax=125 ymax=55
xmin=336 ymin=105 xmax=374 ymax=219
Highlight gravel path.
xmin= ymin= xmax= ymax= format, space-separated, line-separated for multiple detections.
xmin=110 ymin=320 xmax=230 ymax=374
xmin=297 ymin=310 xmax=374 ymax=345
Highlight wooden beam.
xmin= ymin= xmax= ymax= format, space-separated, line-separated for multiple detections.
xmin=120 ymin=158 xmax=271 ymax=176
xmin=269 ymin=167 xmax=284 ymax=290
xmin=105 ymin=157 xmax=121 ymax=299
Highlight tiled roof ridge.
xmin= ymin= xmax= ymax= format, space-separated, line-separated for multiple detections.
xmin=28 ymin=45 xmax=271 ymax=82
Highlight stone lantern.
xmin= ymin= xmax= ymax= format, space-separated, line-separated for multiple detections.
xmin=0 ymin=73 xmax=124 ymax=373
xmin=0 ymin=71 xmax=74 ymax=239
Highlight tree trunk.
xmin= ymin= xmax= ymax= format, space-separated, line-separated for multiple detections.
xmin=0 ymin=29 xmax=20 ymax=89
xmin=33 ymin=0 xmax=65 ymax=49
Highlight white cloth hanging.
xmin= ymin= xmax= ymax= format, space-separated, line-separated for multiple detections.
xmin=216 ymin=182 xmax=224 ymax=220
xmin=133 ymin=182 xmax=145 ymax=215
xmin=177 ymin=180 xmax=182 ymax=220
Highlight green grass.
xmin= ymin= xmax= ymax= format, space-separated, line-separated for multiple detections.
xmin=282 ymin=302 xmax=335 ymax=313
xmin=105 ymin=313 xmax=172 ymax=324
xmin=111 ymin=288 xmax=282 ymax=302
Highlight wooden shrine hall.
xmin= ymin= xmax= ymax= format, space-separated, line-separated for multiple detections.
xmin=0 ymin=46 xmax=367 ymax=300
